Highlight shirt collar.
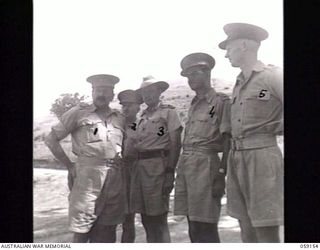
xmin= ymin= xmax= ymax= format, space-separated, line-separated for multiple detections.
xmin=141 ymin=101 xmax=162 ymax=116
xmin=236 ymin=60 xmax=266 ymax=83
xmin=252 ymin=60 xmax=265 ymax=72
xmin=192 ymin=88 xmax=217 ymax=104
xmin=87 ymin=104 xmax=97 ymax=112
xmin=88 ymin=104 xmax=119 ymax=116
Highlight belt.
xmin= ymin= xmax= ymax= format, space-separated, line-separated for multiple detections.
xmin=122 ymin=156 xmax=137 ymax=165
xmin=77 ymin=156 xmax=121 ymax=168
xmin=137 ymin=150 xmax=169 ymax=159
xmin=230 ymin=134 xmax=277 ymax=151
xmin=182 ymin=146 xmax=219 ymax=155
xmin=123 ymin=155 xmax=137 ymax=161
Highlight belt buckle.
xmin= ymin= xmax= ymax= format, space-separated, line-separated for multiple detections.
xmin=231 ymin=138 xmax=241 ymax=150
xmin=230 ymin=139 xmax=236 ymax=150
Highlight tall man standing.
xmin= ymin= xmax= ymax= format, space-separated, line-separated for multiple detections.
xmin=45 ymin=74 xmax=126 ymax=243
xmin=219 ymin=23 xmax=283 ymax=242
xmin=117 ymin=89 xmax=143 ymax=243
xmin=174 ymin=53 xmax=231 ymax=243
xmin=131 ymin=76 xmax=182 ymax=242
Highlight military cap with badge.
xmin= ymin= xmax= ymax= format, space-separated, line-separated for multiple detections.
xmin=180 ymin=52 xmax=216 ymax=76
xmin=219 ymin=22 xmax=269 ymax=50
xmin=86 ymin=74 xmax=120 ymax=88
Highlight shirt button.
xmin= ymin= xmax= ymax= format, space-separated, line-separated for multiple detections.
xmin=240 ymin=102 xmax=243 ymax=105
xmin=238 ymin=119 xmax=241 ymax=122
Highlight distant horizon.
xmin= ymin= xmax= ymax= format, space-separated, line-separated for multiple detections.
xmin=34 ymin=76 xmax=234 ymax=119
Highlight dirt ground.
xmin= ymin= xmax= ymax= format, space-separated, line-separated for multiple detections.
xmin=33 ymin=168 xmax=283 ymax=243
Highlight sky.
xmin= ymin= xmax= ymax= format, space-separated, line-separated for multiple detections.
xmin=34 ymin=0 xmax=283 ymax=118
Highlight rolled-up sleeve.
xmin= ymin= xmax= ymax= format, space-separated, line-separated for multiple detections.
xmin=52 ymin=106 xmax=79 ymax=140
xmin=269 ymin=67 xmax=283 ymax=104
xmin=268 ymin=67 xmax=283 ymax=134
xmin=166 ymin=109 xmax=182 ymax=132
xmin=219 ymin=98 xmax=231 ymax=135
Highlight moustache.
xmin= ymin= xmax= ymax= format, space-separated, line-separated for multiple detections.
xmin=96 ymin=96 xmax=107 ymax=101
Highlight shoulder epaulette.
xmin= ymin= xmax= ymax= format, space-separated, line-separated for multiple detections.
xmin=78 ymin=102 xmax=91 ymax=109
xmin=160 ymin=103 xmax=176 ymax=109
xmin=111 ymin=108 xmax=123 ymax=115
xmin=266 ymin=64 xmax=282 ymax=70
xmin=217 ymin=92 xmax=230 ymax=101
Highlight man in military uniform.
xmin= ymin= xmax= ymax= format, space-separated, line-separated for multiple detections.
xmin=219 ymin=23 xmax=283 ymax=242
xmin=45 ymin=74 xmax=126 ymax=243
xmin=117 ymin=89 xmax=143 ymax=243
xmin=131 ymin=76 xmax=182 ymax=242
xmin=174 ymin=53 xmax=231 ymax=243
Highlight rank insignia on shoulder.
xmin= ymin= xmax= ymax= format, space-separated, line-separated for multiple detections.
xmin=112 ymin=109 xmax=122 ymax=114
xmin=79 ymin=102 xmax=91 ymax=109
xmin=217 ymin=92 xmax=230 ymax=101
xmin=160 ymin=104 xmax=176 ymax=109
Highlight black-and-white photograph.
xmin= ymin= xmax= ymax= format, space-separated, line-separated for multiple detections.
xmin=33 ymin=0 xmax=283 ymax=243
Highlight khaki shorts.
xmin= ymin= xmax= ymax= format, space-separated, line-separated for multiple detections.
xmin=69 ymin=162 xmax=125 ymax=233
xmin=227 ymin=146 xmax=284 ymax=227
xmin=174 ymin=151 xmax=222 ymax=223
xmin=94 ymin=166 xmax=126 ymax=226
xmin=130 ymin=157 xmax=169 ymax=216
xmin=122 ymin=159 xmax=136 ymax=213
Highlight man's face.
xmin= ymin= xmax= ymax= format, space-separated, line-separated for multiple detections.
xmin=92 ymin=86 xmax=114 ymax=108
xmin=184 ymin=66 xmax=211 ymax=91
xmin=141 ymin=85 xmax=161 ymax=107
xmin=225 ymin=39 xmax=245 ymax=67
xmin=121 ymin=102 xmax=140 ymax=119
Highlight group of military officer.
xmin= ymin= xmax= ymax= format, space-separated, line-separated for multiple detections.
xmin=45 ymin=22 xmax=283 ymax=243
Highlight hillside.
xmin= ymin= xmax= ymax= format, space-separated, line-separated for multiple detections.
xmin=33 ymin=77 xmax=283 ymax=167
xmin=33 ymin=78 xmax=234 ymax=167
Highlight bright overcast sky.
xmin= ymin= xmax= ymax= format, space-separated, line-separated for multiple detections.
xmin=34 ymin=0 xmax=283 ymax=118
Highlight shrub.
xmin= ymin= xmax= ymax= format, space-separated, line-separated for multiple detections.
xmin=50 ymin=93 xmax=88 ymax=119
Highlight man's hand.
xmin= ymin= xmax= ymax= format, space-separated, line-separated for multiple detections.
xmin=45 ymin=132 xmax=76 ymax=191
xmin=211 ymin=175 xmax=225 ymax=198
xmin=67 ymin=162 xmax=76 ymax=191
xmin=113 ymin=152 xmax=123 ymax=166
xmin=162 ymin=172 xmax=175 ymax=197
xmin=219 ymin=158 xmax=228 ymax=174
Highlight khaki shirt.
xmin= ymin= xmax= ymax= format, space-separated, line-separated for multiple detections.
xmin=122 ymin=122 xmax=139 ymax=158
xmin=135 ymin=103 xmax=182 ymax=152
xmin=52 ymin=104 xmax=125 ymax=160
xmin=230 ymin=61 xmax=283 ymax=138
xmin=183 ymin=88 xmax=231 ymax=151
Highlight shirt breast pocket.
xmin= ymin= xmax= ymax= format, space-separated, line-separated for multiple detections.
xmin=146 ymin=117 xmax=166 ymax=136
xmin=193 ymin=114 xmax=215 ymax=138
xmin=107 ymin=124 xmax=123 ymax=146
xmin=80 ymin=119 xmax=103 ymax=143
xmin=244 ymin=90 xmax=274 ymax=121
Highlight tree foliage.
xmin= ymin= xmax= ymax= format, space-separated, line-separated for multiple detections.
xmin=50 ymin=93 xmax=88 ymax=119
